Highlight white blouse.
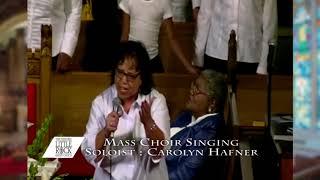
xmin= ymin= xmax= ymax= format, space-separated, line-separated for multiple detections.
xmin=82 ymin=85 xmax=170 ymax=180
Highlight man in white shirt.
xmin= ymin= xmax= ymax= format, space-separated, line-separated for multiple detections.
xmin=119 ymin=0 xmax=198 ymax=74
xmin=27 ymin=0 xmax=82 ymax=73
xmin=193 ymin=0 xmax=277 ymax=74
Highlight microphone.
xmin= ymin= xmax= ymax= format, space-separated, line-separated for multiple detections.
xmin=111 ymin=97 xmax=123 ymax=138
xmin=108 ymin=98 xmax=123 ymax=178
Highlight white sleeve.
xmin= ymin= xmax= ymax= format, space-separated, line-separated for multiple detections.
xmin=150 ymin=93 xmax=170 ymax=163
xmin=150 ymin=93 xmax=170 ymax=148
xmin=256 ymin=0 xmax=278 ymax=75
xmin=119 ymin=0 xmax=130 ymax=14
xmin=194 ymin=0 xmax=211 ymax=67
xmin=163 ymin=0 xmax=173 ymax=20
xmin=81 ymin=97 xmax=106 ymax=168
xmin=192 ymin=0 xmax=201 ymax=9
xmin=60 ymin=0 xmax=82 ymax=57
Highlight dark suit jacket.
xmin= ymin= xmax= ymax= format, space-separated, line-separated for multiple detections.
xmin=166 ymin=111 xmax=226 ymax=180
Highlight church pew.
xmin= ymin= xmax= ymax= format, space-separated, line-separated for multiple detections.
xmin=46 ymin=73 xmax=292 ymax=137
xmin=237 ymin=75 xmax=292 ymax=128
xmin=49 ymin=72 xmax=194 ymax=137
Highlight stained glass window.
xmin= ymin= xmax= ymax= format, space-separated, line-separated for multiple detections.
xmin=317 ymin=2 xmax=320 ymax=129
xmin=293 ymin=1 xmax=313 ymax=129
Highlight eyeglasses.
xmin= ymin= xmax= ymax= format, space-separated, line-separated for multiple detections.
xmin=190 ymin=81 xmax=208 ymax=96
xmin=116 ymin=68 xmax=140 ymax=82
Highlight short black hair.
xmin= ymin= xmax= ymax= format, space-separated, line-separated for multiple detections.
xmin=111 ymin=41 xmax=154 ymax=95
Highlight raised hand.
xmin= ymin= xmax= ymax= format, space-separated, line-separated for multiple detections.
xmin=139 ymin=97 xmax=155 ymax=125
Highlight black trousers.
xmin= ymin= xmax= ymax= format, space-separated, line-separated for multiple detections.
xmin=149 ymin=55 xmax=164 ymax=73
xmin=204 ymin=54 xmax=258 ymax=74
xmin=51 ymin=55 xmax=58 ymax=71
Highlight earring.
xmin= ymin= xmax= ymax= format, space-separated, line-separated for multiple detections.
xmin=208 ymin=107 xmax=212 ymax=113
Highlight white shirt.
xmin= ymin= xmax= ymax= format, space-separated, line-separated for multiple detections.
xmin=81 ymin=85 xmax=170 ymax=180
xmin=27 ymin=0 xmax=82 ymax=57
xmin=170 ymin=113 xmax=217 ymax=137
xmin=119 ymin=0 xmax=173 ymax=59
xmin=194 ymin=0 xmax=278 ymax=74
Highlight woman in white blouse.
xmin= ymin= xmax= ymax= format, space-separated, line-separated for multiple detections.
xmin=82 ymin=41 xmax=170 ymax=180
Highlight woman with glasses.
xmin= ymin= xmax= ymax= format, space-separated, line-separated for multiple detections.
xmin=82 ymin=41 xmax=170 ymax=180
xmin=166 ymin=70 xmax=227 ymax=180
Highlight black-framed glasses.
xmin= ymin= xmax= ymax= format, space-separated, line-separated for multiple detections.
xmin=115 ymin=68 xmax=140 ymax=82
xmin=190 ymin=81 xmax=208 ymax=96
